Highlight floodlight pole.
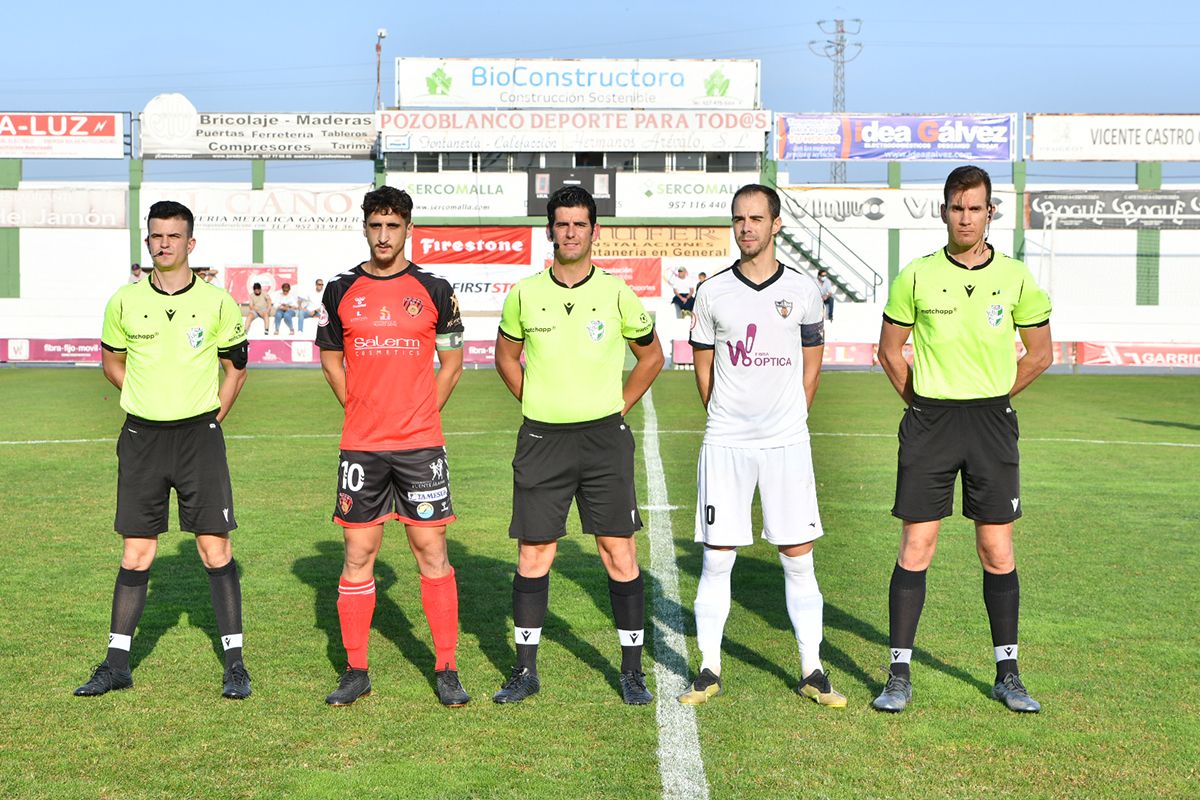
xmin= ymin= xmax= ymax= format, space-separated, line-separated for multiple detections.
xmin=375 ymin=29 xmax=389 ymax=110
xmin=810 ymin=19 xmax=863 ymax=183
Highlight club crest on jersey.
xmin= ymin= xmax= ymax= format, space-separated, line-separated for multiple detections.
xmin=186 ymin=326 xmax=204 ymax=349
xmin=317 ymin=304 xmax=330 ymax=327
xmin=338 ymin=492 xmax=353 ymax=514
xmin=404 ymin=297 xmax=424 ymax=317
xmin=587 ymin=320 xmax=606 ymax=342
xmin=774 ymin=299 xmax=793 ymax=318
xmin=987 ymin=304 xmax=1004 ymax=327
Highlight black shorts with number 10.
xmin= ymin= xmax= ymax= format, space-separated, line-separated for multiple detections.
xmin=893 ymin=394 xmax=1022 ymax=524
xmin=333 ymin=447 xmax=455 ymax=528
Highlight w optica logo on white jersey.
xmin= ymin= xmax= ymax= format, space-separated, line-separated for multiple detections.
xmin=726 ymin=323 xmax=757 ymax=365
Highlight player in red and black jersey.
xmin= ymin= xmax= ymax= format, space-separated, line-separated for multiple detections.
xmin=314 ymin=186 xmax=469 ymax=707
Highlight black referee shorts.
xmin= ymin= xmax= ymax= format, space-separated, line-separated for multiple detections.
xmin=892 ymin=394 xmax=1022 ymax=524
xmin=114 ymin=411 xmax=237 ymax=536
xmin=509 ymin=414 xmax=643 ymax=541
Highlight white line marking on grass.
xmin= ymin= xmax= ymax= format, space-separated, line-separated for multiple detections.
xmin=641 ymin=389 xmax=710 ymax=800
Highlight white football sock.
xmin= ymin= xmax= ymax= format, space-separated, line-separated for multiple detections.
xmin=694 ymin=547 xmax=736 ymax=675
xmin=780 ymin=550 xmax=824 ymax=677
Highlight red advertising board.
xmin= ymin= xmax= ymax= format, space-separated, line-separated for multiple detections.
xmin=412 ymin=226 xmax=532 ymax=265
xmin=224 ymin=266 xmax=299 ymax=304
xmin=593 ymin=257 xmax=661 ymax=298
xmin=0 ymin=113 xmax=125 ymax=159
xmin=463 ymin=340 xmax=497 ymax=365
xmin=1076 ymin=342 xmax=1200 ymax=368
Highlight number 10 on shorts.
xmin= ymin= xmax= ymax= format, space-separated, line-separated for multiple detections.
xmin=341 ymin=460 xmax=365 ymax=492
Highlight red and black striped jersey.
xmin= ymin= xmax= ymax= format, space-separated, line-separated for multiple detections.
xmin=316 ymin=263 xmax=463 ymax=452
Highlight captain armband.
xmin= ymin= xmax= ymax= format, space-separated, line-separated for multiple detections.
xmin=218 ymin=341 xmax=249 ymax=369
xmin=436 ymin=331 xmax=464 ymax=351
xmin=800 ymin=322 xmax=825 ymax=347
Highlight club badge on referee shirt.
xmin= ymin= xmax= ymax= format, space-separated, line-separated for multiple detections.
xmin=187 ymin=327 xmax=205 ymax=348
xmin=587 ymin=320 xmax=606 ymax=342
xmin=775 ymin=299 xmax=793 ymax=318
xmin=987 ymin=304 xmax=1004 ymax=327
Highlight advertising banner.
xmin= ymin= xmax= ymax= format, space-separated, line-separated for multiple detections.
xmin=2 ymin=338 xmax=102 ymax=363
xmin=1026 ymin=190 xmax=1200 ymax=230
xmin=463 ymin=340 xmax=497 ymax=365
xmin=782 ymin=188 xmax=1017 ymax=229
xmin=615 ymin=173 xmax=760 ymax=217
xmin=593 ymin=227 xmax=730 ymax=259
xmin=248 ymin=340 xmax=317 ymax=365
xmin=1029 ymin=114 xmax=1200 ymax=162
xmin=140 ymin=186 xmax=370 ymax=232
xmin=0 ymin=188 xmax=126 ymax=228
xmin=1076 ymin=343 xmax=1200 ymax=368
xmin=387 ymin=174 xmax=527 ymax=217
xmin=0 ymin=113 xmax=125 ymax=159
xmin=775 ymin=113 xmax=1016 ymax=161
xmin=378 ymin=109 xmax=771 ymax=153
xmin=411 ymin=226 xmax=532 ymax=265
xmin=140 ymin=94 xmax=375 ymax=159
xmin=594 ymin=258 xmax=661 ymax=298
xmin=396 ymin=58 xmax=760 ymax=110
xmin=223 ymin=266 xmax=299 ymax=304
xmin=432 ymin=264 xmax=542 ymax=312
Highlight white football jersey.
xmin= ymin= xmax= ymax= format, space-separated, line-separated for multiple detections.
xmin=689 ymin=262 xmax=825 ymax=447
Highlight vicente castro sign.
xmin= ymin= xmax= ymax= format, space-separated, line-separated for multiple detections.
xmin=1029 ymin=115 xmax=1200 ymax=161
xmin=776 ymin=113 xmax=1016 ymax=161
xmin=396 ymin=58 xmax=760 ymax=110
xmin=140 ymin=94 xmax=375 ymax=160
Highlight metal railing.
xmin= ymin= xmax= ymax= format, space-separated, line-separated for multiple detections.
xmin=774 ymin=186 xmax=884 ymax=302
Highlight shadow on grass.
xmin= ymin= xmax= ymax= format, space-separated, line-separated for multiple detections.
xmin=1118 ymin=417 xmax=1200 ymax=432
xmin=288 ymin=537 xmax=624 ymax=699
xmin=672 ymin=547 xmax=993 ymax=700
xmin=291 ymin=539 xmax=436 ymax=695
xmin=130 ymin=538 xmax=224 ymax=672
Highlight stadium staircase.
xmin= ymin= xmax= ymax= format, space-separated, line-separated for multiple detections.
xmin=775 ymin=186 xmax=884 ymax=303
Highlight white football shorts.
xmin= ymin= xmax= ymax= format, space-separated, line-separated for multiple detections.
xmin=694 ymin=442 xmax=824 ymax=547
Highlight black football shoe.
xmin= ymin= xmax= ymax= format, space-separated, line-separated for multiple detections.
xmin=435 ymin=665 xmax=470 ymax=707
xmin=73 ymin=661 xmax=133 ymax=697
xmin=325 ymin=668 xmax=372 ymax=707
xmin=222 ymin=660 xmax=252 ymax=700
xmin=492 ymin=666 xmax=540 ymax=704
xmin=620 ymin=670 xmax=653 ymax=705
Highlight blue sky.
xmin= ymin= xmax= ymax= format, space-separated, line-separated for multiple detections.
xmin=4 ymin=0 xmax=1198 ymax=183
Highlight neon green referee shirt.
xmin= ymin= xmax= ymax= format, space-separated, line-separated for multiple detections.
xmin=499 ymin=266 xmax=654 ymax=424
xmin=102 ymin=276 xmax=246 ymax=421
xmin=883 ymin=246 xmax=1051 ymax=400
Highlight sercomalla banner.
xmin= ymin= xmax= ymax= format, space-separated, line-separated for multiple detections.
xmin=775 ymin=113 xmax=1016 ymax=161
xmin=0 ymin=113 xmax=125 ymax=159
xmin=411 ymin=227 xmax=532 ymax=265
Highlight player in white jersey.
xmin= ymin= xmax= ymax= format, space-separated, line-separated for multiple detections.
xmin=678 ymin=184 xmax=845 ymax=707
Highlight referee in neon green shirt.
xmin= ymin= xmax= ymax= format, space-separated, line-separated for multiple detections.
xmin=74 ymin=201 xmax=251 ymax=700
xmin=492 ymin=186 xmax=664 ymax=705
xmin=874 ymin=166 xmax=1053 ymax=715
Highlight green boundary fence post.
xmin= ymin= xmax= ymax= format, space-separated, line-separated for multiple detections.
xmin=1012 ymin=161 xmax=1026 ymax=261
xmin=129 ymin=158 xmax=143 ymax=266
xmin=887 ymin=162 xmax=901 ymax=283
xmin=1135 ymin=162 xmax=1161 ymax=306
xmin=0 ymin=159 xmax=22 ymax=298
xmin=252 ymin=160 xmax=266 ymax=264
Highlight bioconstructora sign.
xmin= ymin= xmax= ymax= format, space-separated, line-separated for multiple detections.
xmin=396 ymin=58 xmax=760 ymax=110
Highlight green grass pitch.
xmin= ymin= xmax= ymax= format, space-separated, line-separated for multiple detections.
xmin=0 ymin=367 xmax=1196 ymax=799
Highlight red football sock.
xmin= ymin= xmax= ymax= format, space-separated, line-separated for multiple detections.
xmin=337 ymin=577 xmax=376 ymax=670
xmin=420 ymin=568 xmax=460 ymax=671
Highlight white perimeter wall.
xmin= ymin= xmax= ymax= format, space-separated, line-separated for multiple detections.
xmin=2 ymin=182 xmax=1198 ymax=346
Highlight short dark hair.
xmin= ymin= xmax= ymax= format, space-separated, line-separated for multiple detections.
xmin=281 ymin=283 xmax=291 ymax=291
xmin=148 ymin=200 xmax=195 ymax=237
xmin=547 ymin=185 xmax=597 ymax=227
xmin=252 ymin=282 xmax=262 ymax=290
xmin=362 ymin=186 xmax=413 ymax=223
xmin=943 ymin=165 xmax=993 ymax=208
xmin=732 ymin=184 xmax=781 ymax=220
